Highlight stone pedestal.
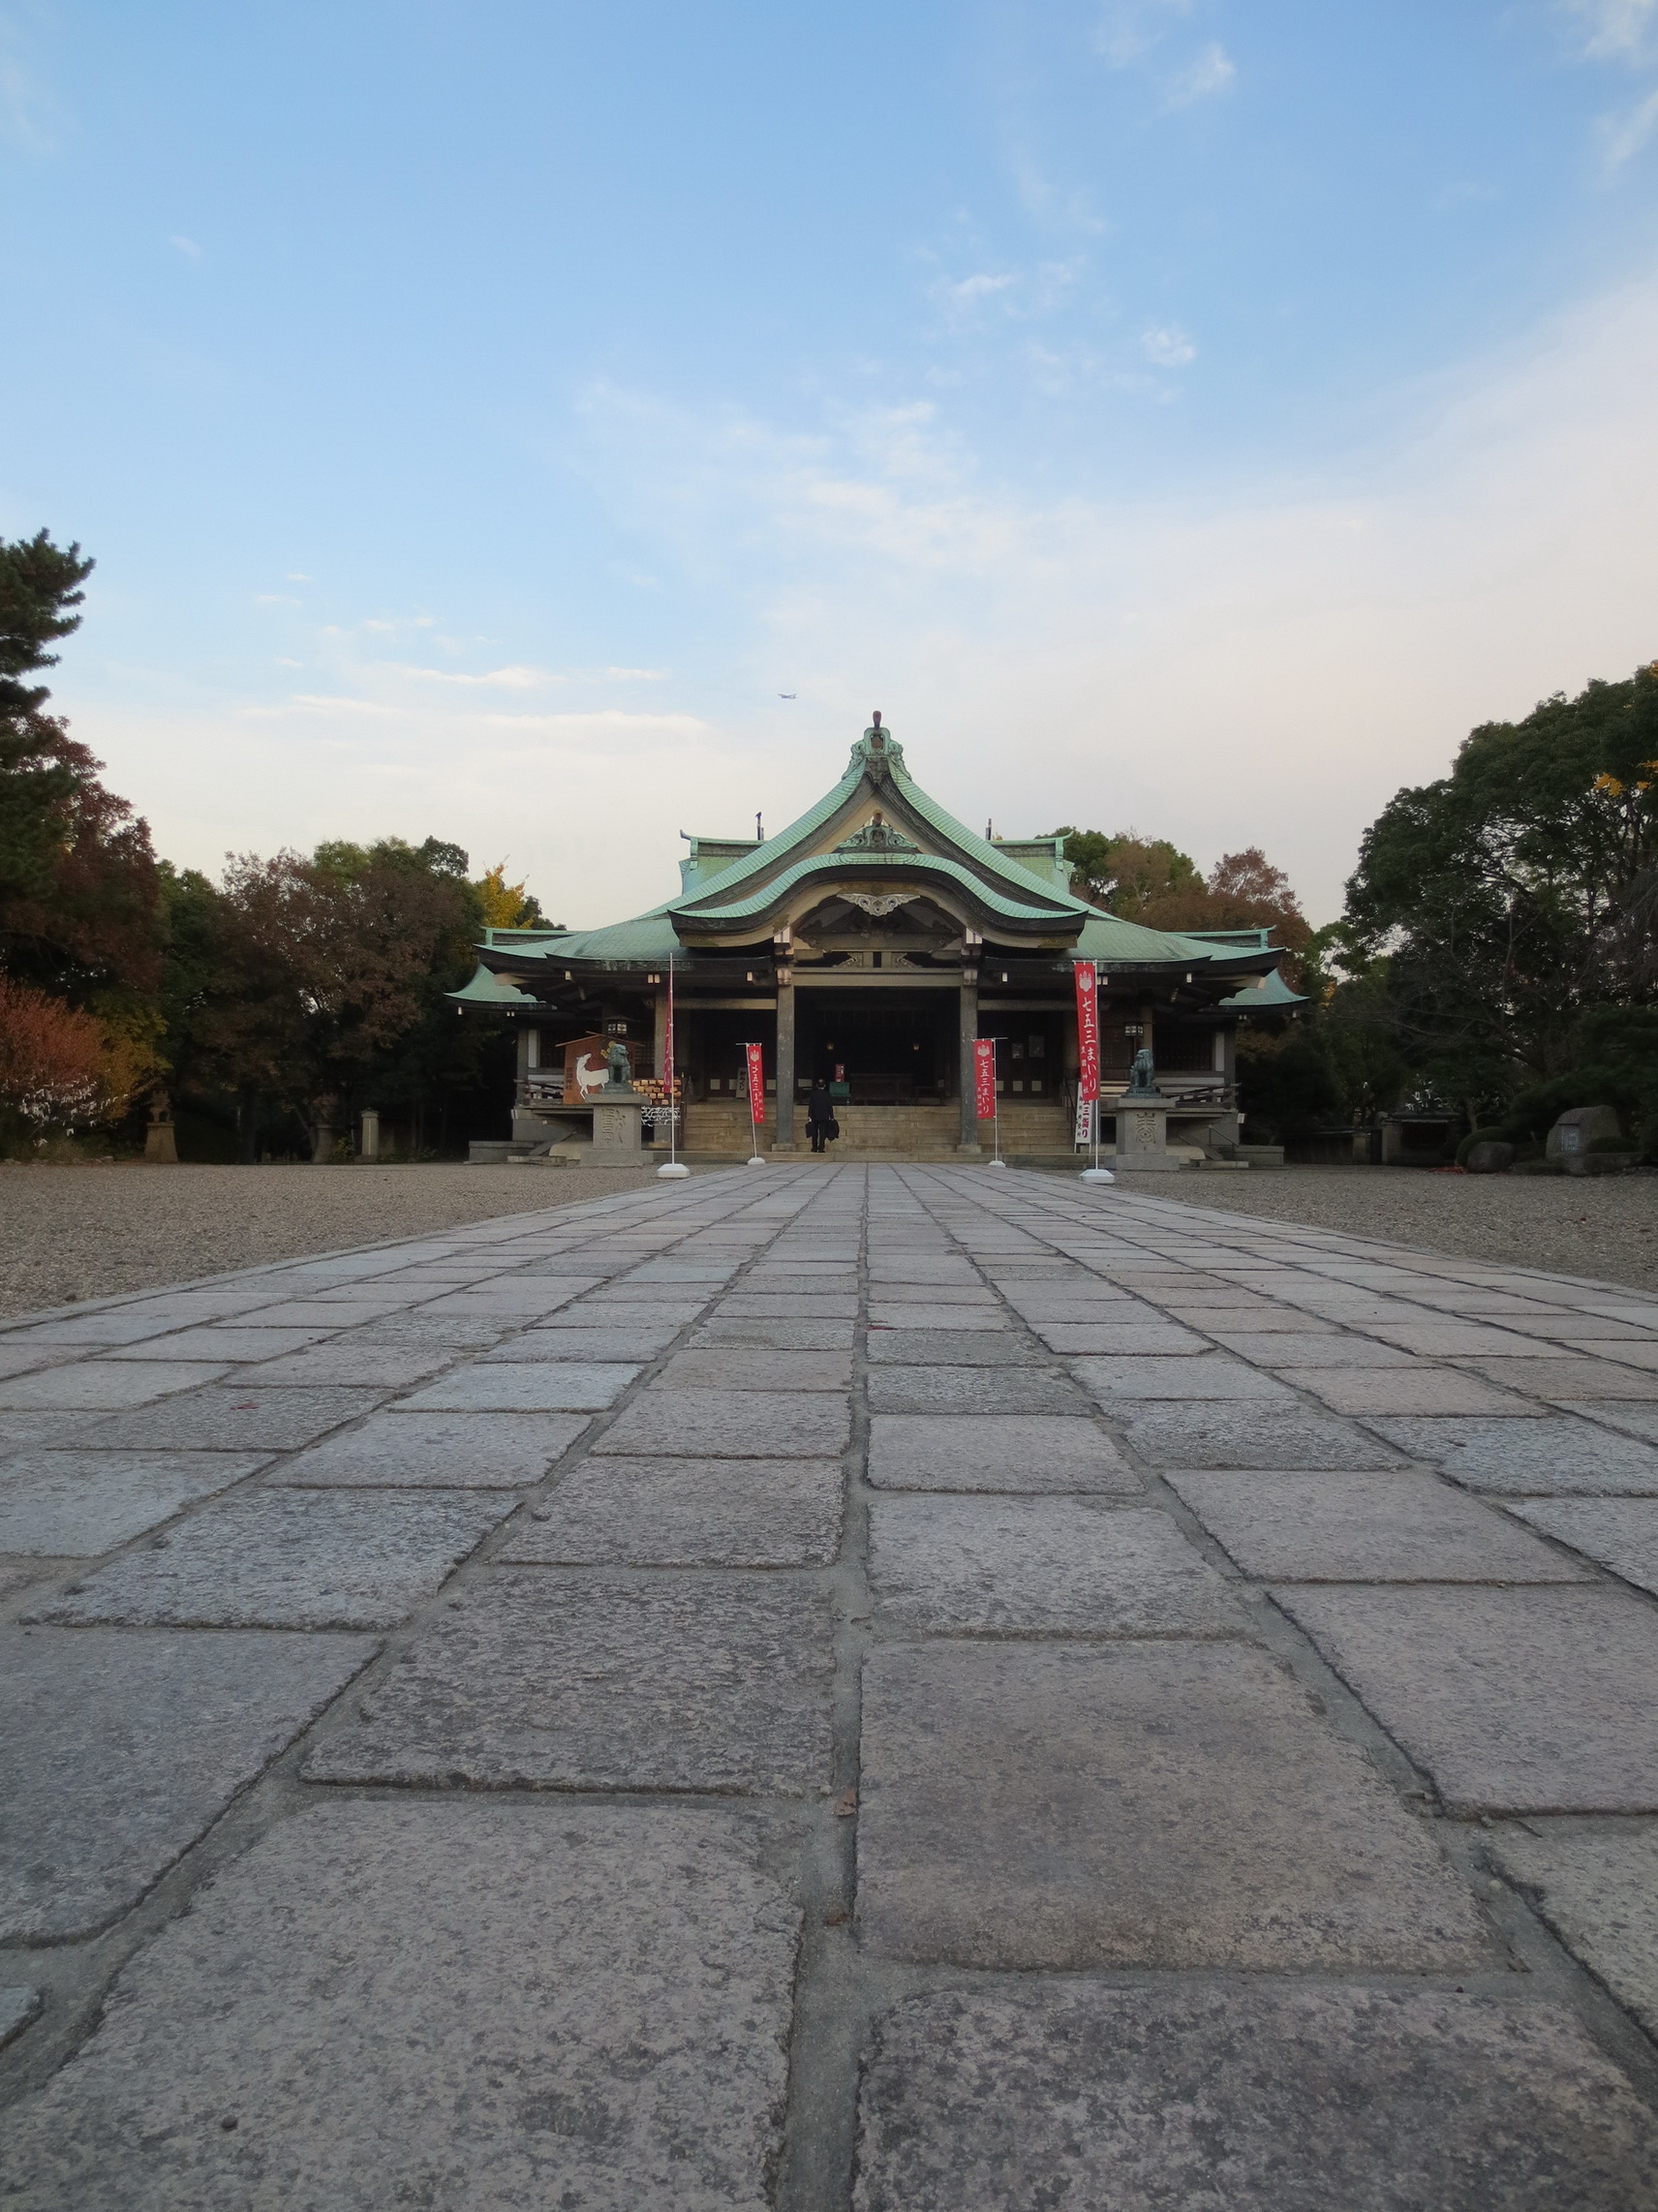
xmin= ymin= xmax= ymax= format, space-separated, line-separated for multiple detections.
xmin=143 ymin=1098 xmax=178 ymax=1164
xmin=588 ymin=1091 xmax=645 ymax=1165
xmin=1115 ymin=1099 xmax=1180 ymax=1172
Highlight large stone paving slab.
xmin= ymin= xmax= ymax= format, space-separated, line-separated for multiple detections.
xmin=1031 ymin=1321 xmax=1212 ymax=1354
xmin=1368 ymin=1414 xmax=1658 ymax=1492
xmin=1071 ymin=1353 xmax=1296 ymax=1400
xmin=0 ymin=1627 xmax=376 ymax=1939
xmin=691 ymin=1317 xmax=855 ymax=1350
xmin=481 ymin=1321 xmax=685 ymax=1361
xmin=1276 ymin=1585 xmax=1658 ymax=1812
xmin=396 ymin=1361 xmax=638 ymax=1412
xmin=868 ymin=1414 xmax=1139 ymax=1491
xmin=652 ymin=1347 xmax=852 ymax=1392
xmin=503 ymin=1457 xmax=843 ymax=1566
xmin=0 ymin=1359 xmax=229 ymax=1410
xmin=307 ymin=1571 xmax=834 ymax=1791
xmin=1280 ymin=1366 xmax=1538 ymax=1416
xmin=225 ymin=1344 xmax=456 ymax=1387
xmin=1464 ymin=1355 xmax=1658 ymax=1399
xmin=1118 ymin=1400 xmax=1405 ymax=1469
xmin=717 ymin=1294 xmax=859 ymax=1319
xmin=866 ymin=1367 xmax=1086 ymax=1416
xmin=856 ymin=1641 xmax=1491 ymax=1968
xmin=865 ymin=1330 xmax=1039 ymax=1366
xmin=1167 ymin=1468 xmax=1593 ymax=1583
xmin=0 ymin=1802 xmax=798 ymax=2212
xmin=851 ymin=1985 xmax=1658 ymax=2212
xmin=72 ymin=1385 xmax=391 ymax=1452
xmin=36 ymin=1490 xmax=509 ymax=1628
xmin=595 ymin=1389 xmax=850 ymax=1459
xmin=1489 ymin=1822 xmax=1658 ymax=2042
xmin=273 ymin=1410 xmax=588 ymax=1487
xmin=104 ymin=1324 xmax=334 ymax=1362
xmin=1210 ymin=1330 xmax=1413 ymax=1367
xmin=868 ymin=1497 xmax=1244 ymax=1635
xmin=1505 ymin=1496 xmax=1658 ymax=1594
xmin=0 ymin=1449 xmax=272 ymax=1553
xmin=866 ymin=1302 xmax=1008 ymax=1331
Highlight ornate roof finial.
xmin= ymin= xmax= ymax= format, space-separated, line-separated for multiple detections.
xmin=870 ymin=710 xmax=884 ymax=751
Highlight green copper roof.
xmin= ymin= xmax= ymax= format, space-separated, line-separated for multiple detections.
xmin=689 ymin=851 xmax=1079 ymax=928
xmin=454 ymin=722 xmax=1291 ymax=992
xmin=524 ymin=909 xmax=682 ymax=965
xmin=670 ymin=722 xmax=1095 ymax=923
xmin=450 ymin=960 xmax=538 ymax=1006
xmin=1216 ymin=967 xmax=1307 ymax=1009
xmin=1073 ymin=912 xmax=1269 ymax=968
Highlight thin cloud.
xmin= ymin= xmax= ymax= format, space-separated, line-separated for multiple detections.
xmin=394 ymin=663 xmax=560 ymax=690
xmin=1095 ymin=0 xmax=1194 ymax=71
xmin=1142 ymin=323 xmax=1197 ymax=366
xmin=1601 ymin=80 xmax=1658 ymax=163
xmin=1167 ymin=40 xmax=1236 ymax=105
xmin=0 ymin=26 xmax=57 ymax=151
xmin=169 ymin=234 xmax=201 ymax=261
xmin=1563 ymin=0 xmax=1658 ymax=61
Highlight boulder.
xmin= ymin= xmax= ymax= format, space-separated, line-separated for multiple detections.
xmin=1547 ymin=1104 xmax=1623 ymax=1175
xmin=1465 ymin=1140 xmax=1515 ymax=1175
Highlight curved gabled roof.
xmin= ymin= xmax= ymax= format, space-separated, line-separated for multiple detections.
xmin=456 ymin=720 xmax=1289 ymax=987
xmin=670 ymin=723 xmax=1094 ymax=925
xmin=684 ymin=851 xmax=1079 ymax=930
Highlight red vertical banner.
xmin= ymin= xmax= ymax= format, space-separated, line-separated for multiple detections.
xmin=1073 ymin=960 xmax=1099 ymax=1145
xmin=745 ymin=1041 xmax=766 ymax=1142
xmin=973 ymin=1037 xmax=997 ymax=1119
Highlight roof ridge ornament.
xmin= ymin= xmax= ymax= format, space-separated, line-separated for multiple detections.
xmin=836 ymin=808 xmax=919 ymax=854
xmin=848 ymin=709 xmax=905 ymax=785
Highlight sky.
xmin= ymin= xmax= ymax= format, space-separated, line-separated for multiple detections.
xmin=5 ymin=0 xmax=1658 ymax=927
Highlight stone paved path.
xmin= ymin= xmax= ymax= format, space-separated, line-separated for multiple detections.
xmin=5 ymin=1164 xmax=1658 ymax=2205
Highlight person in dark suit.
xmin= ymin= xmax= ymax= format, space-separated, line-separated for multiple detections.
xmin=807 ymin=1078 xmax=836 ymax=1153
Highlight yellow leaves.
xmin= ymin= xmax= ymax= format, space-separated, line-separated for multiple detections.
xmin=475 ymin=862 xmax=537 ymax=929
xmin=1593 ymin=761 xmax=1658 ymax=800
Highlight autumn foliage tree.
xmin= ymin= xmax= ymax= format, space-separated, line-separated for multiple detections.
xmin=1049 ymin=826 xmax=1313 ymax=985
xmin=172 ymin=837 xmax=499 ymax=1157
xmin=0 ymin=971 xmax=139 ymax=1138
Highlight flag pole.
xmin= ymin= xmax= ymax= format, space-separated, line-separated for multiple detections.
xmin=657 ymin=955 xmax=689 ymax=1178
xmin=1077 ymin=957 xmax=1114 ymax=1184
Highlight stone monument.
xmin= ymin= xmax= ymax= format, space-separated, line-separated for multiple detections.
xmin=1114 ymin=1048 xmax=1179 ymax=1172
xmin=587 ymin=1038 xmax=645 ymax=1165
xmin=142 ymin=1093 xmax=178 ymax=1165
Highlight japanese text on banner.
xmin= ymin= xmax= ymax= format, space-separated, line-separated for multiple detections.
xmin=1073 ymin=960 xmax=1099 ymax=1146
xmin=1074 ymin=961 xmax=1099 ymax=1100
xmin=745 ymin=1042 xmax=766 ymax=1127
xmin=973 ymin=1037 xmax=997 ymax=1119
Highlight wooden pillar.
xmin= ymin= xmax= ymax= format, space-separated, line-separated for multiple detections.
xmin=774 ymin=979 xmax=796 ymax=1150
xmin=958 ymin=939 xmax=981 ymax=1150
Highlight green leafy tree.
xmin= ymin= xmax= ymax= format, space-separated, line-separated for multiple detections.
xmin=1049 ymin=827 xmax=1203 ymax=917
xmin=167 ymin=836 xmax=507 ymax=1157
xmin=1339 ymin=660 xmax=1658 ymax=1113
xmin=0 ymin=531 xmax=162 ymax=1008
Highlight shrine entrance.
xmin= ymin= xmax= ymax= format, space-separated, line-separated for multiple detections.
xmin=798 ymin=992 xmax=955 ymax=1106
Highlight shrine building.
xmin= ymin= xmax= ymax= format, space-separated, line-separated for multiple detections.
xmin=451 ymin=716 xmax=1301 ymax=1161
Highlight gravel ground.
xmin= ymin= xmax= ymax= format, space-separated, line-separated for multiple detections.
xmin=0 ymin=1163 xmax=691 ymax=1318
xmin=1110 ymin=1165 xmax=1658 ymax=1293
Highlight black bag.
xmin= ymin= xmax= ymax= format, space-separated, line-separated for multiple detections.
xmin=826 ymin=1117 xmax=841 ymax=1141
